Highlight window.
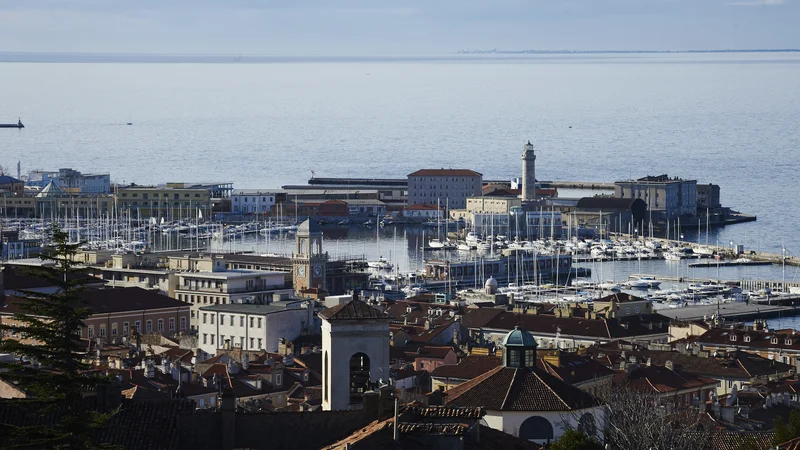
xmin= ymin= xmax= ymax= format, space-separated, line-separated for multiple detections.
xmin=230 ymin=316 xmax=234 ymax=326
xmin=211 ymin=335 xmax=215 ymax=345
xmin=275 ymin=373 xmax=282 ymax=386
xmin=525 ymin=349 xmax=535 ymax=367
xmin=135 ymin=320 xmax=141 ymax=332
xmin=99 ymin=324 xmax=106 ymax=337
xmin=180 ymin=317 xmax=187 ymax=330
xmin=730 ymin=334 xmax=737 ymax=342
xmin=112 ymin=322 xmax=118 ymax=336
xmin=509 ymin=349 xmax=521 ymax=367
xmin=771 ymin=337 xmax=779 ymax=345
xmin=625 ymin=306 xmax=630 ymax=315
xmin=250 ymin=338 xmax=254 ymax=348
xmin=250 ymin=317 xmax=254 ymax=327
xmin=240 ymin=336 xmax=244 ymax=347
xmin=203 ymin=313 xmax=207 ymax=324
xmin=146 ymin=320 xmax=152 ymax=333
xmin=635 ymin=305 xmax=640 ymax=314
xmin=88 ymin=325 xmax=95 ymax=338
xmin=258 ymin=318 xmax=262 ymax=328
xmin=203 ymin=334 xmax=208 ymax=344
xmin=157 ymin=319 xmax=164 ymax=332
xmin=220 ymin=314 xmax=225 ymax=324
xmin=787 ymin=339 xmax=793 ymax=346
xmin=240 ymin=316 xmax=244 ymax=327
xmin=257 ymin=338 xmax=262 ymax=348
xmin=122 ymin=322 xmax=129 ymax=335
xmin=169 ymin=318 xmax=175 ymax=331
xmin=744 ymin=336 xmax=751 ymax=343
xmin=210 ymin=315 xmax=214 ymax=325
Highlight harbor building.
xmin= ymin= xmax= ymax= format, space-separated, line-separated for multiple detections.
xmin=231 ymin=190 xmax=277 ymax=215
xmin=424 ymin=252 xmax=572 ymax=286
xmin=407 ymin=169 xmax=482 ymax=210
xmin=25 ymin=168 xmax=111 ymax=194
xmin=696 ymin=183 xmax=721 ymax=210
xmin=561 ymin=197 xmax=647 ymax=237
xmin=117 ymin=185 xmax=212 ymax=219
xmin=614 ymin=174 xmax=696 ymax=221
xmin=0 ymin=175 xmax=24 ymax=196
xmin=466 ymin=196 xmax=521 ymax=215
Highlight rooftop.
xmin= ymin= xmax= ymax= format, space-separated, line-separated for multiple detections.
xmin=444 ymin=365 xmax=598 ymax=411
xmin=199 ymin=299 xmax=304 ymax=315
xmin=408 ymin=169 xmax=483 ymax=178
xmin=319 ymin=299 xmax=390 ymax=321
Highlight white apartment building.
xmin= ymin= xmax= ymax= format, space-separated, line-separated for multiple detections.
xmin=231 ymin=190 xmax=277 ymax=214
xmin=196 ymin=299 xmax=319 ymax=359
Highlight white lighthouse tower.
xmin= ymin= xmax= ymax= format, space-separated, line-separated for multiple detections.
xmin=521 ymin=140 xmax=536 ymax=201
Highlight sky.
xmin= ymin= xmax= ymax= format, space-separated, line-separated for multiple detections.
xmin=0 ymin=0 xmax=797 ymax=54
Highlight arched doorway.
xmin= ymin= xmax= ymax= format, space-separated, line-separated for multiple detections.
xmin=349 ymin=353 xmax=370 ymax=404
xmin=519 ymin=416 xmax=553 ymax=442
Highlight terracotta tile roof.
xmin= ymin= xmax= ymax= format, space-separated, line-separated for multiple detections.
xmin=471 ymin=309 xmax=669 ymax=340
xmin=622 ymin=365 xmax=719 ymax=393
xmin=535 ymin=352 xmax=614 ymax=385
xmin=460 ymin=307 xmax=505 ymax=329
xmin=319 ymin=299 xmax=390 ymax=321
xmin=708 ymin=431 xmax=778 ymax=450
xmin=397 ymin=422 xmax=468 ymax=436
xmin=697 ymin=328 xmax=800 ymax=352
xmin=414 ymin=345 xmax=456 ymax=359
xmin=445 ymin=366 xmax=598 ymax=411
xmin=408 ymin=405 xmax=484 ymax=419
xmin=408 ymin=169 xmax=482 ymax=177
xmin=431 ymin=355 xmax=501 ymax=380
xmin=779 ymin=436 xmax=800 ymax=450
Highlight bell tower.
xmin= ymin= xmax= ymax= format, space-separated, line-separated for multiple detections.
xmin=521 ymin=140 xmax=536 ymax=201
xmin=292 ymin=219 xmax=328 ymax=295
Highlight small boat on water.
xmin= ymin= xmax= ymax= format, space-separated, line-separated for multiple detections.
xmin=367 ymin=256 xmax=393 ymax=270
xmin=0 ymin=118 xmax=24 ymax=129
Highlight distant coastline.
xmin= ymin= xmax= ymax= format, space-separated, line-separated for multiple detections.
xmin=457 ymin=48 xmax=800 ymax=54
xmin=1 ymin=49 xmax=799 ymax=64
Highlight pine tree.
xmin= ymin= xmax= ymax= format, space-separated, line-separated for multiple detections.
xmin=789 ymin=409 xmax=800 ymax=439
xmin=774 ymin=416 xmax=792 ymax=445
xmin=0 ymin=225 xmax=113 ymax=448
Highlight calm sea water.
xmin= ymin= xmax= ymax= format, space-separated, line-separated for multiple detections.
xmin=2 ymin=53 xmax=799 ymax=259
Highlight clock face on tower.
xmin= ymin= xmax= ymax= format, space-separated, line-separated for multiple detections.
xmin=298 ymin=266 xmax=306 ymax=278
xmin=313 ymin=265 xmax=322 ymax=277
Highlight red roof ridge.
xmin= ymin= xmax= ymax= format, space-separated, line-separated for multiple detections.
xmin=444 ymin=365 xmax=504 ymax=404
xmin=533 ymin=369 xmax=572 ymax=409
xmin=500 ymin=368 xmax=521 ymax=410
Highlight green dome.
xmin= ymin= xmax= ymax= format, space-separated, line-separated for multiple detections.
xmin=502 ymin=326 xmax=537 ymax=349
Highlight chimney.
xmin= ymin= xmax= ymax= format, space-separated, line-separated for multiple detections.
xmin=242 ymin=353 xmax=249 ymax=371
xmin=646 ymin=357 xmax=652 ymax=367
xmin=424 ymin=320 xmax=431 ymax=331
xmin=144 ymin=360 xmax=155 ymax=378
xmin=665 ymin=360 xmax=674 ymax=371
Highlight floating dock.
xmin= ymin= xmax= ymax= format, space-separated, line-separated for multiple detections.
xmin=688 ymin=260 xmax=773 ymax=268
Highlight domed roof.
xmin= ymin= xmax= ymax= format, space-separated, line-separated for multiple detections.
xmin=297 ymin=219 xmax=322 ymax=235
xmin=484 ymin=276 xmax=498 ymax=289
xmin=502 ymin=326 xmax=537 ymax=348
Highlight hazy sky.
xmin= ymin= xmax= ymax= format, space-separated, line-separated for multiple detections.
xmin=1 ymin=0 xmax=797 ymax=54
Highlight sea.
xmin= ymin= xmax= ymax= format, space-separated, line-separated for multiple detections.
xmin=2 ymin=52 xmax=800 ymax=286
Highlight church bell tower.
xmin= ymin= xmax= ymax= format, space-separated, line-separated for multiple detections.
xmin=292 ymin=219 xmax=328 ymax=295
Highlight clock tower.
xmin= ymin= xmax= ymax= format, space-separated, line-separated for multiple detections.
xmin=292 ymin=219 xmax=328 ymax=295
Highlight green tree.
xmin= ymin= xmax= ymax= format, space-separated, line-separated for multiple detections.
xmin=550 ymin=429 xmax=604 ymax=450
xmin=0 ymin=225 xmax=112 ymax=449
xmin=774 ymin=416 xmax=792 ymax=445
xmin=789 ymin=409 xmax=800 ymax=439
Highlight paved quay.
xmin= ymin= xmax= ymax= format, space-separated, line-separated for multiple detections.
xmin=656 ymin=302 xmax=796 ymax=322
